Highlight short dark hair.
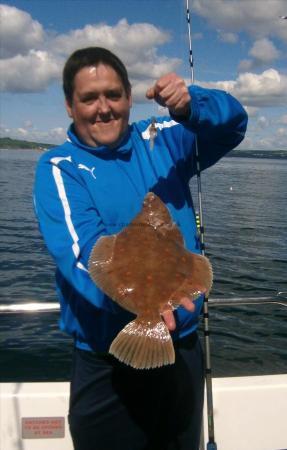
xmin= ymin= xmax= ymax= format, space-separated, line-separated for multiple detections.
xmin=63 ymin=47 xmax=131 ymax=105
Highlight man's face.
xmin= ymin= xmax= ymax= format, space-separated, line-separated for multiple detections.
xmin=66 ymin=64 xmax=132 ymax=148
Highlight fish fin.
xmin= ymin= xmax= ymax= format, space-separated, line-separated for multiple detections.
xmin=109 ymin=318 xmax=175 ymax=369
xmin=171 ymin=253 xmax=213 ymax=304
xmin=89 ymin=235 xmax=116 ymax=269
xmin=88 ymin=235 xmax=138 ymax=312
xmin=190 ymin=253 xmax=213 ymax=296
xmin=88 ymin=235 xmax=118 ymax=299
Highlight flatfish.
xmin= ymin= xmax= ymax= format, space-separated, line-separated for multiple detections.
xmin=88 ymin=192 xmax=212 ymax=369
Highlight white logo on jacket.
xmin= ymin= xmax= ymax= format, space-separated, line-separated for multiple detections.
xmin=78 ymin=164 xmax=96 ymax=179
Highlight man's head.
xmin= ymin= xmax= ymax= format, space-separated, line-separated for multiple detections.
xmin=63 ymin=47 xmax=132 ymax=148
xmin=63 ymin=47 xmax=131 ymax=104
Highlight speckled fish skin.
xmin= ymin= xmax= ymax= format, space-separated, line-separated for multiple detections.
xmin=88 ymin=192 xmax=213 ymax=369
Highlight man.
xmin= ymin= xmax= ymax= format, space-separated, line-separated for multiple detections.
xmin=34 ymin=47 xmax=247 ymax=450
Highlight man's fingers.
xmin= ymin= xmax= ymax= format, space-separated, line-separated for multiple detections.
xmin=146 ymin=73 xmax=190 ymax=116
xmin=146 ymin=86 xmax=166 ymax=108
xmin=146 ymin=83 xmax=179 ymax=105
xmin=146 ymin=86 xmax=156 ymax=99
xmin=162 ymin=309 xmax=176 ymax=331
xmin=180 ymin=297 xmax=196 ymax=312
xmin=161 ymin=296 xmax=197 ymax=331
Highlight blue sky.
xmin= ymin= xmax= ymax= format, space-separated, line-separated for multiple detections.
xmin=0 ymin=0 xmax=287 ymax=149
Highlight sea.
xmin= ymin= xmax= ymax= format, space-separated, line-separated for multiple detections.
xmin=0 ymin=149 xmax=286 ymax=382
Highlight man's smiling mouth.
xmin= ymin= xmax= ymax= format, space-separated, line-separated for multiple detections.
xmin=94 ymin=118 xmax=115 ymax=124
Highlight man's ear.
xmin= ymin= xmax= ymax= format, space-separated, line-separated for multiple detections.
xmin=65 ymin=99 xmax=73 ymax=118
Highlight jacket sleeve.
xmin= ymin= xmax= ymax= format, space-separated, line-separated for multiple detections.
xmin=174 ymin=85 xmax=248 ymax=175
xmin=33 ymin=154 xmax=117 ymax=312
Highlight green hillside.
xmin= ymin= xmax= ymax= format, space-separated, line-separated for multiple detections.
xmin=0 ymin=137 xmax=55 ymax=150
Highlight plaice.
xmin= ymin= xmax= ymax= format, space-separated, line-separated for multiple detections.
xmin=89 ymin=192 xmax=213 ymax=369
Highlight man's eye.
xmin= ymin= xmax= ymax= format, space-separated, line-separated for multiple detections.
xmin=83 ymin=97 xmax=96 ymax=104
xmin=108 ymin=91 xmax=121 ymax=100
xmin=80 ymin=94 xmax=97 ymax=104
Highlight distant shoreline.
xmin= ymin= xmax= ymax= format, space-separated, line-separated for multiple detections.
xmin=0 ymin=137 xmax=54 ymax=151
xmin=0 ymin=137 xmax=286 ymax=159
xmin=226 ymin=149 xmax=287 ymax=160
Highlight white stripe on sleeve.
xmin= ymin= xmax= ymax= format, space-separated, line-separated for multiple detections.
xmin=51 ymin=156 xmax=88 ymax=272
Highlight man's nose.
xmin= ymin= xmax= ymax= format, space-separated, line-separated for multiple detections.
xmin=98 ymin=96 xmax=111 ymax=114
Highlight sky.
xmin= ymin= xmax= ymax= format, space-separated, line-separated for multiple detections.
xmin=0 ymin=0 xmax=287 ymax=150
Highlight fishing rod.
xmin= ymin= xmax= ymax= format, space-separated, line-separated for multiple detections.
xmin=185 ymin=2 xmax=217 ymax=449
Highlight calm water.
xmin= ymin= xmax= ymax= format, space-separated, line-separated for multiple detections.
xmin=0 ymin=149 xmax=286 ymax=381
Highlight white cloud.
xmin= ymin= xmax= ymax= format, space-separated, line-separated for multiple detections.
xmin=243 ymin=106 xmax=259 ymax=117
xmin=0 ymin=9 xmax=180 ymax=99
xmin=0 ymin=4 xmax=44 ymax=58
xmin=191 ymin=0 xmax=287 ymax=41
xmin=279 ymin=114 xmax=287 ymax=125
xmin=131 ymin=80 xmax=154 ymax=102
xmin=194 ymin=32 xmax=203 ymax=40
xmin=23 ymin=120 xmax=34 ymax=129
xmin=238 ymin=38 xmax=280 ymax=71
xmin=237 ymin=110 xmax=287 ymax=150
xmin=49 ymin=127 xmax=66 ymax=141
xmin=1 ymin=121 xmax=68 ymax=146
xmin=0 ymin=124 xmax=10 ymax=135
xmin=257 ymin=115 xmax=269 ymax=128
xmin=200 ymin=69 xmax=287 ymax=107
xmin=16 ymin=127 xmax=28 ymax=136
xmin=0 ymin=123 xmax=67 ymax=144
xmin=238 ymin=130 xmax=287 ymax=150
xmin=238 ymin=38 xmax=280 ymax=72
xmin=51 ymin=19 xmax=169 ymax=57
xmin=238 ymin=59 xmax=254 ymax=72
xmin=218 ymin=31 xmax=238 ymax=44
xmin=0 ymin=50 xmax=60 ymax=92
xmin=276 ymin=127 xmax=287 ymax=136
xmin=50 ymin=19 xmax=180 ymax=82
xmin=249 ymin=38 xmax=280 ymax=63
xmin=129 ymin=57 xmax=179 ymax=80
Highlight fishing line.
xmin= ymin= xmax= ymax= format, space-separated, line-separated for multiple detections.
xmin=185 ymin=1 xmax=217 ymax=449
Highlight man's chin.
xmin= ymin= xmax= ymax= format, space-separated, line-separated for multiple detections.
xmin=93 ymin=129 xmax=128 ymax=149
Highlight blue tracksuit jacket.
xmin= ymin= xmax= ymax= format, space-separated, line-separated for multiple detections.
xmin=33 ymin=85 xmax=247 ymax=352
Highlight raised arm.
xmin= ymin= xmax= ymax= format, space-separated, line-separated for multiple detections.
xmin=186 ymin=84 xmax=248 ymax=171
xmin=146 ymin=73 xmax=248 ymax=172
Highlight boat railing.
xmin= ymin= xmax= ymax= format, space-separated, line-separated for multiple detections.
xmin=0 ymin=293 xmax=286 ymax=314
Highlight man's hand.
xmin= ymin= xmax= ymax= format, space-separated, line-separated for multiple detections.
xmin=146 ymin=73 xmax=191 ymax=118
xmin=161 ymin=297 xmax=196 ymax=331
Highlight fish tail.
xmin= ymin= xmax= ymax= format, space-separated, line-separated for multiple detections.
xmin=109 ymin=318 xmax=175 ymax=369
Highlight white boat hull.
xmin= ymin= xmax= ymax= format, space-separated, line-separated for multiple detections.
xmin=1 ymin=374 xmax=287 ymax=450
xmin=203 ymin=374 xmax=287 ymax=450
